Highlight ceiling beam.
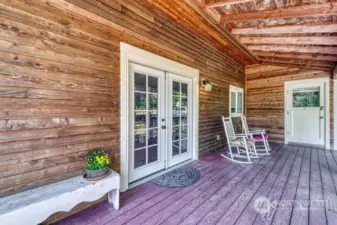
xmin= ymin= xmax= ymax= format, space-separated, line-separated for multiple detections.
xmin=221 ymin=3 xmax=337 ymax=23
xmin=261 ymin=61 xmax=334 ymax=72
xmin=204 ymin=0 xmax=253 ymax=8
xmin=254 ymin=51 xmax=337 ymax=62
xmin=231 ymin=24 xmax=337 ymax=35
xmin=259 ymin=57 xmax=336 ymax=67
xmin=248 ymin=45 xmax=337 ymax=55
xmin=239 ymin=36 xmax=337 ymax=46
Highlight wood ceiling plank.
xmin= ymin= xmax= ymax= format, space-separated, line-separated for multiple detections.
xmin=259 ymin=57 xmax=336 ymax=67
xmin=204 ymin=0 xmax=254 ymax=8
xmin=248 ymin=45 xmax=337 ymax=55
xmin=231 ymin=24 xmax=337 ymax=34
xmin=221 ymin=3 xmax=337 ymax=23
xmin=261 ymin=61 xmax=334 ymax=72
xmin=254 ymin=51 xmax=337 ymax=62
xmin=240 ymin=36 xmax=337 ymax=45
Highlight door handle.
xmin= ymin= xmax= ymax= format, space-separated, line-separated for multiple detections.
xmin=320 ymin=116 xmax=324 ymax=119
xmin=161 ymin=125 xmax=166 ymax=129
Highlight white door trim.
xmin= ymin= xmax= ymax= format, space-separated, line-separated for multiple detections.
xmin=120 ymin=43 xmax=199 ymax=192
xmin=284 ymin=77 xmax=330 ymax=149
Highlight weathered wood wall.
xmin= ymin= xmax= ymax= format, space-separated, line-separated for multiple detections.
xmin=0 ymin=0 xmax=245 ymax=200
xmin=246 ymin=64 xmax=333 ymax=143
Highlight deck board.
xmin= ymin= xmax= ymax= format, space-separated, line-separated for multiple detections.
xmin=56 ymin=144 xmax=335 ymax=225
xmin=237 ymin=145 xmax=298 ymax=225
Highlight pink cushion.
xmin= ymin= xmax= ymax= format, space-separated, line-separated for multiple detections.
xmin=252 ymin=133 xmax=269 ymax=140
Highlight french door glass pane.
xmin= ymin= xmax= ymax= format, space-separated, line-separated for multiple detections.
xmin=135 ymin=73 xmax=146 ymax=92
xmin=134 ymin=130 xmax=146 ymax=149
xmin=133 ymin=73 xmax=159 ymax=169
xmin=148 ymin=146 xmax=158 ymax=163
xmin=172 ymin=141 xmax=180 ymax=156
xmin=149 ymin=111 xmax=158 ymax=128
xmin=148 ymin=77 xmax=158 ymax=93
xmin=172 ymin=81 xmax=189 ymax=157
xmin=135 ymin=93 xmax=146 ymax=110
xmin=135 ymin=112 xmax=146 ymax=129
xmin=134 ymin=148 xmax=146 ymax=168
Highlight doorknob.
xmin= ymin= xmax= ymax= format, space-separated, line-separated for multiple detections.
xmin=320 ymin=116 xmax=324 ymax=119
xmin=161 ymin=125 xmax=166 ymax=129
xmin=320 ymin=106 xmax=324 ymax=110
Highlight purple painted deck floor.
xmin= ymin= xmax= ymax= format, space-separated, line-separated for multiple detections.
xmin=57 ymin=143 xmax=337 ymax=225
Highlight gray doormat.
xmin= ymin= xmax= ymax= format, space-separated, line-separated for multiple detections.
xmin=151 ymin=167 xmax=200 ymax=188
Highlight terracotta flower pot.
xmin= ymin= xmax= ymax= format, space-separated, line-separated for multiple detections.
xmin=85 ymin=167 xmax=109 ymax=179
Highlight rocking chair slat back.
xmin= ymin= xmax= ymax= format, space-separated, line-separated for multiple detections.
xmin=222 ymin=116 xmax=236 ymax=140
xmin=241 ymin=115 xmax=250 ymax=136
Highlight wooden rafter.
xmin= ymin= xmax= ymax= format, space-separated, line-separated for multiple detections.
xmin=231 ymin=24 xmax=337 ymax=35
xmin=239 ymin=37 xmax=337 ymax=46
xmin=253 ymin=52 xmax=337 ymax=62
xmin=261 ymin=61 xmax=334 ymax=72
xmin=203 ymin=0 xmax=254 ymax=8
xmin=221 ymin=3 xmax=337 ymax=22
xmin=259 ymin=57 xmax=336 ymax=67
xmin=248 ymin=45 xmax=337 ymax=55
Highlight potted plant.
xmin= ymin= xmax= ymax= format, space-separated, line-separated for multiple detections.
xmin=84 ymin=149 xmax=111 ymax=179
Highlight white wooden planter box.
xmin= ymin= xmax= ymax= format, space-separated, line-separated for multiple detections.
xmin=0 ymin=170 xmax=120 ymax=225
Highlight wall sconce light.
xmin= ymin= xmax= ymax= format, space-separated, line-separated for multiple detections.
xmin=202 ymin=79 xmax=212 ymax=92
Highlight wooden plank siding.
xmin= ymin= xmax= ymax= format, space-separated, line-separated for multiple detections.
xmin=246 ymin=64 xmax=333 ymax=143
xmin=0 ymin=0 xmax=244 ymax=214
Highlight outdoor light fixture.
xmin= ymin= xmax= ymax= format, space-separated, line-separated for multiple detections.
xmin=202 ymin=79 xmax=212 ymax=91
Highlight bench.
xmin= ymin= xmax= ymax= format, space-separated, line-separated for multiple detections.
xmin=0 ymin=170 xmax=120 ymax=225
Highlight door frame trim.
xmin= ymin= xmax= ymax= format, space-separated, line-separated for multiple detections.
xmin=284 ymin=77 xmax=330 ymax=148
xmin=120 ymin=43 xmax=199 ymax=192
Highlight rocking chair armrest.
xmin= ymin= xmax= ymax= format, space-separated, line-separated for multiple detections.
xmin=235 ymin=134 xmax=248 ymax=137
xmin=249 ymin=130 xmax=265 ymax=135
xmin=249 ymin=129 xmax=266 ymax=134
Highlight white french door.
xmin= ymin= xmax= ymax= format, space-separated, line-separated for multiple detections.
xmin=286 ymin=79 xmax=327 ymax=146
xmin=129 ymin=64 xmax=193 ymax=183
xmin=167 ymin=73 xmax=193 ymax=167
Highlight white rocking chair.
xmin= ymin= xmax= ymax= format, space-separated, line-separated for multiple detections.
xmin=221 ymin=116 xmax=258 ymax=164
xmin=241 ymin=115 xmax=271 ymax=155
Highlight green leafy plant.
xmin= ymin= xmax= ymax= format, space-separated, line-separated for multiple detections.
xmin=84 ymin=150 xmax=111 ymax=170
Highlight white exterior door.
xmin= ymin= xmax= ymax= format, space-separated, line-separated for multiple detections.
xmin=286 ymin=79 xmax=327 ymax=146
xmin=129 ymin=64 xmax=193 ymax=183
xmin=167 ymin=73 xmax=193 ymax=167
xmin=129 ymin=63 xmax=166 ymax=182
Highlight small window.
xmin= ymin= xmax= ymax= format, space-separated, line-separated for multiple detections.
xmin=292 ymin=87 xmax=320 ymax=108
xmin=230 ymin=85 xmax=244 ymax=116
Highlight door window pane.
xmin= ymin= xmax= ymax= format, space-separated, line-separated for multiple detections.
xmin=181 ymin=83 xmax=188 ymax=97
xmin=134 ymin=148 xmax=146 ymax=168
xmin=293 ymin=87 xmax=320 ymax=107
xmin=135 ymin=130 xmax=146 ymax=149
xmin=173 ymin=126 xmax=180 ymax=141
xmin=148 ymin=146 xmax=158 ymax=163
xmin=135 ymin=93 xmax=146 ymax=110
xmin=149 ymin=94 xmax=158 ymax=110
xmin=181 ymin=126 xmax=187 ymax=139
xmin=181 ymin=140 xmax=187 ymax=153
xmin=148 ymin=129 xmax=158 ymax=145
xmin=149 ymin=111 xmax=158 ymax=128
xmin=173 ymin=81 xmax=180 ymax=96
xmin=148 ymin=76 xmax=158 ymax=93
xmin=135 ymin=73 xmax=146 ymax=92
xmin=172 ymin=141 xmax=180 ymax=156
xmin=135 ymin=112 xmax=146 ymax=129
